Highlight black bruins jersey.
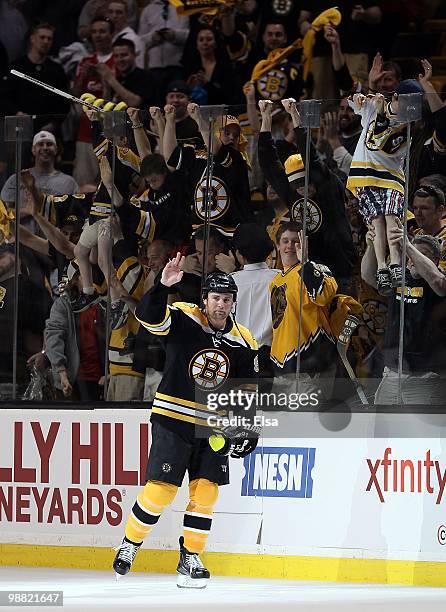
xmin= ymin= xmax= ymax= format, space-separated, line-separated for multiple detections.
xmin=89 ymin=121 xmax=140 ymax=223
xmin=39 ymin=193 xmax=91 ymax=227
xmin=127 ymin=171 xmax=191 ymax=244
xmin=269 ymin=261 xmax=338 ymax=374
xmin=168 ymin=143 xmax=252 ymax=237
xmin=135 ymin=281 xmax=258 ymax=437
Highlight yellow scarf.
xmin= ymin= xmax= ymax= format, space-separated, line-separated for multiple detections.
xmin=250 ymin=39 xmax=303 ymax=84
xmin=302 ymin=7 xmax=342 ymax=81
xmin=169 ymin=0 xmax=234 ymax=16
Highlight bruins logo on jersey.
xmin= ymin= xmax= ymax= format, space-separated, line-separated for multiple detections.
xmin=271 ymin=284 xmax=287 ymax=329
xmin=272 ymin=0 xmax=293 ymax=16
xmin=257 ymin=69 xmax=288 ymax=101
xmin=362 ymin=299 xmax=387 ymax=336
xmin=195 ymin=176 xmax=229 ymax=221
xmin=366 ymin=118 xmax=407 ymax=155
xmin=291 ymin=198 xmax=322 ymax=234
xmin=189 ymin=349 xmax=229 ymax=390
xmin=0 ymin=285 xmax=5 ymax=309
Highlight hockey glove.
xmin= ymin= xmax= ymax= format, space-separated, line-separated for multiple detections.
xmin=209 ymin=424 xmax=261 ymax=459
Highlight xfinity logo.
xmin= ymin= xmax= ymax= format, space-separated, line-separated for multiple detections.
xmin=241 ymin=447 xmax=316 ymax=498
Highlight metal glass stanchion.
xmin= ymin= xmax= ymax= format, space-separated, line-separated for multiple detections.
xmin=4 ymin=115 xmax=33 ymax=400
xmin=197 ymin=105 xmax=226 ymax=305
xmin=294 ymin=100 xmax=321 ymax=392
xmin=396 ymin=92 xmax=423 ymax=407
xmin=102 ymin=110 xmax=127 ymax=399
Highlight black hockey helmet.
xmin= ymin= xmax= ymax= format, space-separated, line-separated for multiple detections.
xmin=202 ymin=272 xmax=238 ymax=300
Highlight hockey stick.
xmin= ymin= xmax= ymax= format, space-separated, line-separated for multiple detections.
xmin=337 ymin=314 xmax=369 ymax=405
xmin=10 ymin=69 xmax=107 ymax=112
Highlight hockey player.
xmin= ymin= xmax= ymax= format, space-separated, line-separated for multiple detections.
xmin=113 ymin=254 xmax=259 ymax=588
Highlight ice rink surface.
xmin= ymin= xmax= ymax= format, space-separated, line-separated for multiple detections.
xmin=1 ymin=567 xmax=446 ymax=612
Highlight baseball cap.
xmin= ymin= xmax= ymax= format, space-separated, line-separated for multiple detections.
xmin=166 ymin=80 xmax=191 ymax=96
xmin=395 ymin=79 xmax=424 ymax=96
xmin=32 ymin=130 xmax=56 ymax=147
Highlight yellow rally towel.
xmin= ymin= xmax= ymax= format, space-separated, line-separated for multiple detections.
xmin=250 ymin=39 xmax=303 ymax=84
xmin=169 ymin=0 xmax=234 ymax=16
xmin=0 ymin=200 xmax=15 ymax=244
xmin=302 ymin=7 xmax=342 ymax=81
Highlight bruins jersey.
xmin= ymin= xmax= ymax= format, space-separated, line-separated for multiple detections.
xmin=252 ymin=50 xmax=304 ymax=103
xmin=135 ymin=281 xmax=258 ymax=437
xmin=39 ymin=193 xmax=91 ymax=227
xmin=109 ymin=240 xmax=146 ymax=377
xmin=89 ymin=121 xmax=140 ymax=223
xmin=269 ymin=261 xmax=338 ymax=374
xmin=127 ymin=172 xmax=191 ymax=244
xmin=168 ymin=143 xmax=252 ymax=237
xmin=347 ymin=96 xmax=407 ymax=196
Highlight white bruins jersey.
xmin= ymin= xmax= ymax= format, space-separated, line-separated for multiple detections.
xmin=135 ymin=282 xmax=258 ymax=437
xmin=347 ymin=95 xmax=407 ymax=196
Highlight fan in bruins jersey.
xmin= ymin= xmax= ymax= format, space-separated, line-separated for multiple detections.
xmin=113 ymin=256 xmax=258 ymax=588
xmin=270 ymin=222 xmax=337 ymax=386
xmin=258 ymin=98 xmax=355 ymax=288
xmin=163 ymin=102 xmax=253 ymax=238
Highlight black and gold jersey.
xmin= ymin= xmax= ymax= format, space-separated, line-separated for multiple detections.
xmin=129 ymin=172 xmax=191 ymax=244
xmin=89 ymin=121 xmax=140 ymax=223
xmin=269 ymin=261 xmax=338 ymax=374
xmin=135 ymin=281 xmax=258 ymax=437
xmin=39 ymin=193 xmax=91 ymax=227
xmin=109 ymin=240 xmax=146 ymax=377
xmin=168 ymin=143 xmax=252 ymax=237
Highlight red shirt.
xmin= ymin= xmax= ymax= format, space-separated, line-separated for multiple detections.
xmin=77 ymin=305 xmax=102 ymax=381
xmin=75 ymin=53 xmax=115 ymax=143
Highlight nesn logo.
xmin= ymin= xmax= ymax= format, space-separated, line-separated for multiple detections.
xmin=241 ymin=447 xmax=315 ymax=498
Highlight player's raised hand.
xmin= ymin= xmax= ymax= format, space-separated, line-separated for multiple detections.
xmin=161 ymin=252 xmax=185 ymax=287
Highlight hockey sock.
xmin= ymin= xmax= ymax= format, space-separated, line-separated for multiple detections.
xmin=124 ymin=480 xmax=178 ymax=544
xmin=183 ymin=478 xmax=218 ymax=554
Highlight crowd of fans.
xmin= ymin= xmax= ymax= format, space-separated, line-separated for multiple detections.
xmin=0 ymin=0 xmax=445 ymax=406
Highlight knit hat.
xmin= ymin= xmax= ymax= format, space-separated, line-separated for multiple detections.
xmin=284 ymin=154 xmax=305 ymax=187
